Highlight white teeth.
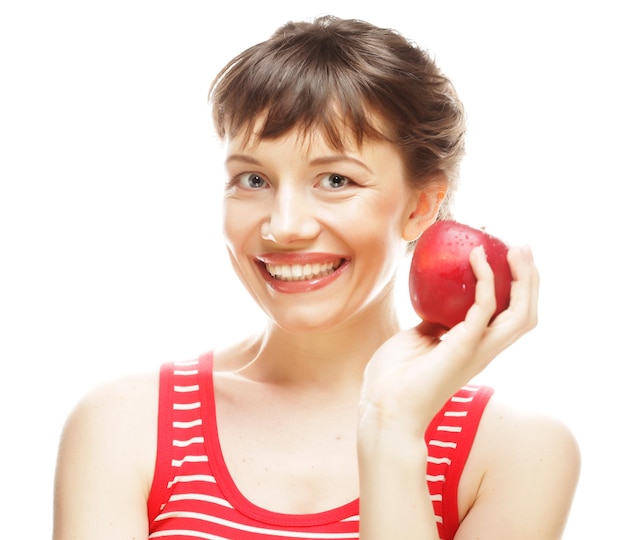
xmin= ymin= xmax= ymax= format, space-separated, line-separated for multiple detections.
xmin=266 ymin=259 xmax=343 ymax=281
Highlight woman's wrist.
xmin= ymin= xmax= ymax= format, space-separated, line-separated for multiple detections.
xmin=357 ymin=406 xmax=429 ymax=465
xmin=358 ymin=397 xmax=430 ymax=444
xmin=357 ymin=413 xmax=439 ymax=540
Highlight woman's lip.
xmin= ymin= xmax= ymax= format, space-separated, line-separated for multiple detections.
xmin=255 ymin=255 xmax=350 ymax=294
xmin=257 ymin=252 xmax=349 ymax=265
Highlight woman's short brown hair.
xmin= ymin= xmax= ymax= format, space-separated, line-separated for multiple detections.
xmin=209 ymin=15 xmax=465 ymax=219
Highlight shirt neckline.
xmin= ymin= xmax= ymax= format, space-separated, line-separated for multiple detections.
xmin=197 ymin=352 xmax=361 ymax=527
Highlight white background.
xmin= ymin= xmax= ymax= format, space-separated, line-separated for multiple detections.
xmin=1 ymin=1 xmax=624 ymax=537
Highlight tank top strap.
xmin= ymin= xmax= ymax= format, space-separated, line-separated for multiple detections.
xmin=425 ymin=384 xmax=494 ymax=538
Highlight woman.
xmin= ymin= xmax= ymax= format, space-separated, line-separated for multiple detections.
xmin=53 ymin=16 xmax=580 ymax=539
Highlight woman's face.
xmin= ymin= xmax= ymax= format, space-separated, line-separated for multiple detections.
xmin=221 ymin=127 xmax=433 ymax=333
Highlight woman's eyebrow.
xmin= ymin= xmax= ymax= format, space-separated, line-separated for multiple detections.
xmin=226 ymin=153 xmax=374 ymax=174
xmin=309 ymin=155 xmax=373 ymax=174
xmin=225 ymin=154 xmax=261 ymax=165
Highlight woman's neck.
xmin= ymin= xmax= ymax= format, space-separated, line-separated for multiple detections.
xmin=217 ymin=297 xmax=403 ymax=390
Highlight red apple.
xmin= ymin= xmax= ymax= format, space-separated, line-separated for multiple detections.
xmin=409 ymin=220 xmax=512 ymax=329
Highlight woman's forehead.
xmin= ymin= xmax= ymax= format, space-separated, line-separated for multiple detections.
xmin=225 ymin=128 xmax=375 ymax=163
xmin=223 ymin=109 xmax=391 ymax=154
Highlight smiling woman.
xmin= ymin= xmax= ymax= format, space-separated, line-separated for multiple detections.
xmin=222 ymin=129 xmax=420 ymax=316
xmin=52 ymin=14 xmax=580 ymax=540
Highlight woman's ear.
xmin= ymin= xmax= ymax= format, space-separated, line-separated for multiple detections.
xmin=402 ymin=175 xmax=448 ymax=242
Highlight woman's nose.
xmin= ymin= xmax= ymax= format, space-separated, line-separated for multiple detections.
xmin=261 ymin=187 xmax=321 ymax=244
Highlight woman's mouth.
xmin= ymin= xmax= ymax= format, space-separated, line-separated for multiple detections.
xmin=256 ymin=255 xmax=349 ymax=293
xmin=265 ymin=259 xmax=344 ymax=281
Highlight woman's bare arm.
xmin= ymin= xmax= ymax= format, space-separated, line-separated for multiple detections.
xmin=456 ymin=401 xmax=580 ymax=539
xmin=357 ymin=246 xmax=578 ymax=539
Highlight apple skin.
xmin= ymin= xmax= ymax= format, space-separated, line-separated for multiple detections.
xmin=409 ymin=220 xmax=512 ymax=329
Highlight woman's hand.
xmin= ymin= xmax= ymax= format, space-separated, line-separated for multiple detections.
xmin=359 ymin=244 xmax=539 ymax=436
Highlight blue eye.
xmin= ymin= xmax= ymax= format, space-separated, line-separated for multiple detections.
xmin=320 ymin=173 xmax=350 ymax=189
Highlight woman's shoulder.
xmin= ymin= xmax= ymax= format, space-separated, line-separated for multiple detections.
xmin=458 ymin=393 xmax=580 ymax=535
xmin=68 ymin=370 xmax=160 ymax=425
xmin=54 ymin=370 xmax=161 ymax=538
xmin=58 ymin=370 xmax=160 ymax=479
xmin=476 ymin=394 xmax=580 ymax=459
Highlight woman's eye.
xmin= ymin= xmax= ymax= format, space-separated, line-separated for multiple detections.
xmin=238 ymin=173 xmax=267 ymax=189
xmin=319 ymin=173 xmax=350 ymax=189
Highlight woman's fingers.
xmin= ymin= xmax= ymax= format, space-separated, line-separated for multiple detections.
xmin=464 ymin=244 xmax=498 ymax=328
xmin=505 ymin=245 xmax=540 ymax=329
xmin=484 ymin=245 xmax=539 ymax=348
xmin=431 ymin=244 xmax=539 ymax=377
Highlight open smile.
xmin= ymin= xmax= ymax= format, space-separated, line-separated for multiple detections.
xmin=265 ymin=259 xmax=344 ymax=281
xmin=256 ymin=254 xmax=349 ymax=293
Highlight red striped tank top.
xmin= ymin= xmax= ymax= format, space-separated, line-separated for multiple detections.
xmin=148 ymin=353 xmax=493 ymax=539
